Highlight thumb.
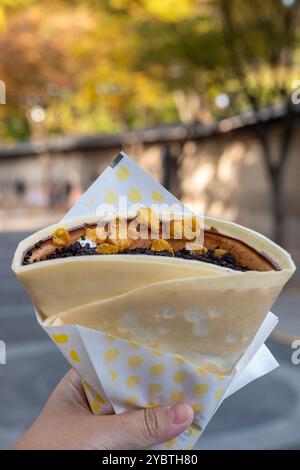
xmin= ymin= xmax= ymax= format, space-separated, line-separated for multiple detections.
xmin=100 ymin=403 xmax=194 ymax=450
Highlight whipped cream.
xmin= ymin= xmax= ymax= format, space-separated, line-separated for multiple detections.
xmin=78 ymin=238 xmax=97 ymax=249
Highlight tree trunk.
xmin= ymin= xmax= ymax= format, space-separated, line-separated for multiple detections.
xmin=268 ymin=165 xmax=285 ymax=245
xmin=162 ymin=144 xmax=182 ymax=200
xmin=255 ymin=108 xmax=295 ymax=246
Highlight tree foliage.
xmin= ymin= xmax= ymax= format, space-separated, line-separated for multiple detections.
xmin=0 ymin=0 xmax=299 ymax=142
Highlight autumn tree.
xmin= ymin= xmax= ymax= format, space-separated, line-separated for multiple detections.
xmin=0 ymin=0 xmax=177 ymax=141
xmin=120 ymin=0 xmax=300 ymax=243
xmin=0 ymin=0 xmax=300 ymax=242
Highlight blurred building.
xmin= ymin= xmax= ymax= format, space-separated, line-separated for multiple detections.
xmin=1 ymin=105 xmax=300 ymax=264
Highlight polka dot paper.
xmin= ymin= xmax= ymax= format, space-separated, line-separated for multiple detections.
xmin=31 ymin=153 xmax=280 ymax=450
xmin=42 ymin=312 xmax=278 ymax=450
xmin=46 ymin=319 xmax=232 ymax=449
xmin=61 ymin=151 xmax=189 ymax=222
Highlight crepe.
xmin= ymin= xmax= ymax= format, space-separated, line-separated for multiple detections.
xmin=12 ymin=211 xmax=295 ymax=374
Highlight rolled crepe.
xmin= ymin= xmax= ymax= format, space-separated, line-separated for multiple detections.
xmin=12 ymin=213 xmax=295 ymax=374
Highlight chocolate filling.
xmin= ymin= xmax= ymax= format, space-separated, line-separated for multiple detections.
xmin=32 ymin=241 xmax=248 ymax=272
xmin=21 ymin=220 xmax=279 ymax=272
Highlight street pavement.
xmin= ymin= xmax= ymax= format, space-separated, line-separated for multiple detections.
xmin=0 ymin=231 xmax=299 ymax=450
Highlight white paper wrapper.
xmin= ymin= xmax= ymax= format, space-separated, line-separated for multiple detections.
xmin=62 ymin=151 xmax=190 ymax=221
xmin=13 ymin=152 xmax=292 ymax=450
xmin=40 ymin=310 xmax=278 ymax=450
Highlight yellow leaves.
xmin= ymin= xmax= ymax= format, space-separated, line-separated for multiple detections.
xmin=0 ymin=0 xmax=189 ymax=141
xmin=0 ymin=7 xmax=6 ymax=33
xmin=143 ymin=0 xmax=195 ymax=22
xmin=1 ymin=0 xmax=290 ymax=146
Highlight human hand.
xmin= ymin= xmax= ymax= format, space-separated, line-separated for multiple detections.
xmin=12 ymin=369 xmax=194 ymax=450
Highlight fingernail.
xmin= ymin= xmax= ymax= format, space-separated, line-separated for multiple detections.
xmin=169 ymin=403 xmax=194 ymax=425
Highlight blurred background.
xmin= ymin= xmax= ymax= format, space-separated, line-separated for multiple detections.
xmin=0 ymin=0 xmax=300 ymax=450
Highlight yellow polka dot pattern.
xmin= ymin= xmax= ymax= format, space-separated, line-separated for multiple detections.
xmin=152 ymin=191 xmax=164 ymax=202
xmin=187 ymin=424 xmax=201 ymax=437
xmin=126 ymin=375 xmax=140 ymax=388
xmin=170 ymin=391 xmax=184 ymax=402
xmin=82 ymin=380 xmax=89 ymax=392
xmin=128 ymin=187 xmax=141 ymax=202
xmin=96 ymin=393 xmax=105 ymax=404
xmin=80 ymin=381 xmax=112 ymax=417
xmin=105 ymin=348 xmax=119 ymax=363
xmin=193 ymin=403 xmax=204 ymax=413
xmin=115 ymin=166 xmax=129 ymax=181
xmin=128 ymin=356 xmax=143 ymax=369
xmin=104 ymin=189 xmax=117 ymax=204
xmin=52 ymin=334 xmax=68 ymax=344
xmin=125 ymin=395 xmax=139 ymax=407
xmin=194 ymin=383 xmax=209 ymax=396
xmin=215 ymin=388 xmax=225 ymax=401
xmin=70 ymin=350 xmax=80 ymax=362
xmin=91 ymin=399 xmax=100 ymax=414
xmin=145 ymin=400 xmax=159 ymax=408
xmin=50 ymin=325 xmax=233 ymax=451
xmin=150 ymin=364 xmax=165 ymax=376
xmin=109 ymin=370 xmax=119 ymax=381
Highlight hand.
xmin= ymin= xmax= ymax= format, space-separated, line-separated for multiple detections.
xmin=12 ymin=369 xmax=194 ymax=450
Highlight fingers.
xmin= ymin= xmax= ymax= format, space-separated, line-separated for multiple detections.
xmin=49 ymin=371 xmax=194 ymax=449
xmin=96 ymin=403 xmax=194 ymax=450
xmin=48 ymin=369 xmax=90 ymax=412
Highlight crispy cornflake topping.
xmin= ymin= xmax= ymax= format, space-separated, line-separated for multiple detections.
xmin=135 ymin=207 xmax=160 ymax=233
xmin=96 ymin=243 xmax=119 ymax=254
xmin=107 ymin=218 xmax=133 ymax=250
xmin=151 ymin=239 xmax=173 ymax=253
xmin=85 ymin=227 xmax=107 ymax=244
xmin=214 ymin=248 xmax=227 ymax=257
xmin=52 ymin=227 xmax=71 ymax=248
xmin=192 ymin=246 xmax=208 ymax=254
xmin=108 ymin=238 xmax=133 ymax=250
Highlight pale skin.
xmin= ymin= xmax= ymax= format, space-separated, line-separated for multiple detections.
xmin=12 ymin=369 xmax=194 ymax=450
